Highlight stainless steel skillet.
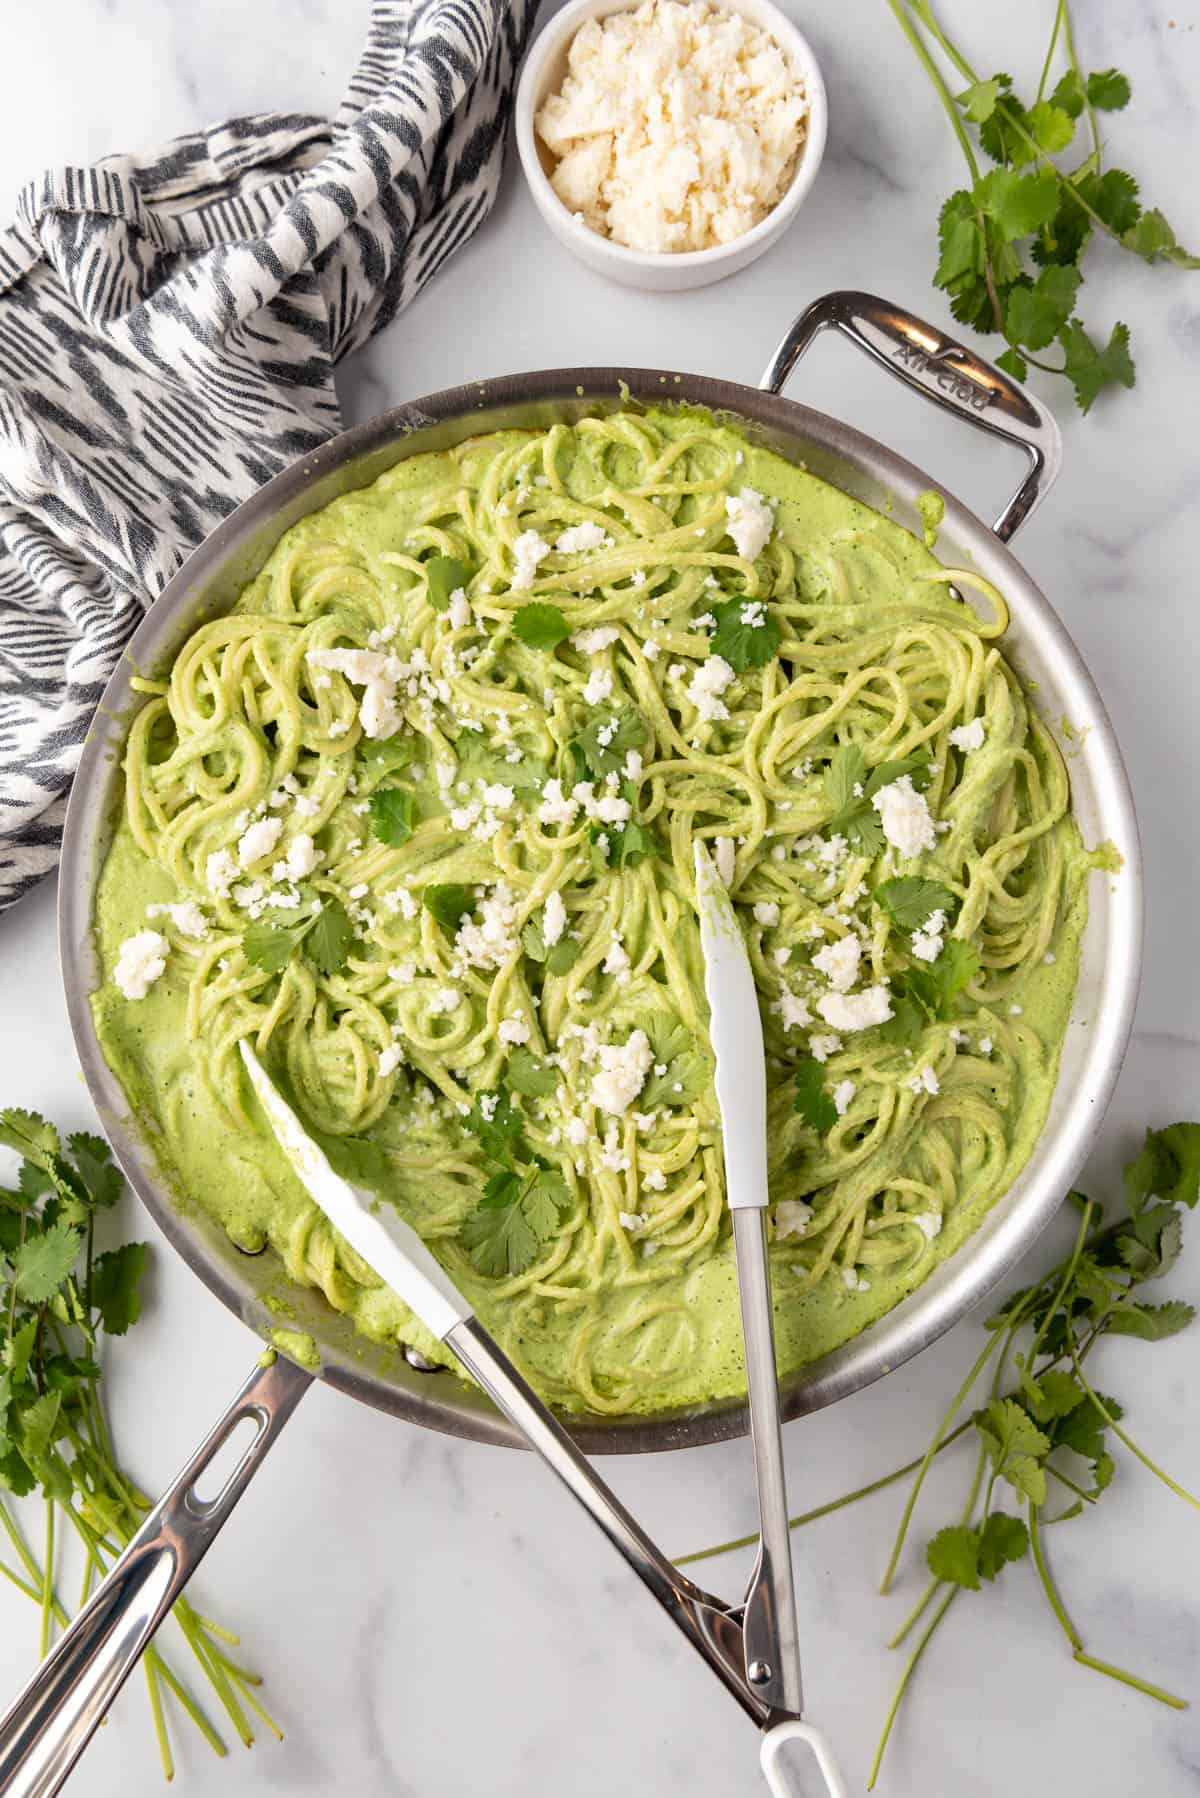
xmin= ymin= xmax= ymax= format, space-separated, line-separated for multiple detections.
xmin=0 ymin=292 xmax=1141 ymax=1789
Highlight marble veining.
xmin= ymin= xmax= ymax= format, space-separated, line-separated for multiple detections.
xmin=2 ymin=0 xmax=1199 ymax=1792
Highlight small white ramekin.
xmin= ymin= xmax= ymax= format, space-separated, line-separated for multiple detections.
xmin=514 ymin=0 xmax=828 ymax=293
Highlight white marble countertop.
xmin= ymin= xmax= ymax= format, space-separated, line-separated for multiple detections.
xmin=2 ymin=2 xmax=1199 ymax=1793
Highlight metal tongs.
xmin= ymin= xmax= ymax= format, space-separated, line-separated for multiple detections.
xmin=0 ymin=885 xmax=845 ymax=1797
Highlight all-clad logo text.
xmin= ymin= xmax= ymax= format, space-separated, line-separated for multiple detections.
xmin=892 ymin=343 xmax=994 ymax=411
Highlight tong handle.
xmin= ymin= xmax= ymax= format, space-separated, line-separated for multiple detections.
xmin=760 ymin=1720 xmax=850 ymax=1798
xmin=445 ymin=1317 xmax=769 ymax=1724
xmin=732 ymin=1209 xmax=803 ymax=1715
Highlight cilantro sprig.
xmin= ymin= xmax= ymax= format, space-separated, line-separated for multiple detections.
xmin=709 ymin=598 xmax=780 ymax=673
xmin=881 ymin=938 xmax=979 ymax=1047
xmin=243 ymin=887 xmax=354 ymax=977
xmin=678 ymin=1120 xmax=1200 ymax=1789
xmin=891 ymin=0 xmax=1197 ymax=411
xmin=0 ymin=1112 xmax=276 ymax=1775
xmin=458 ymin=1086 xmax=572 ymax=1277
xmin=823 ymin=745 xmax=931 ymax=856
xmin=793 ymin=1056 xmax=837 ymax=1135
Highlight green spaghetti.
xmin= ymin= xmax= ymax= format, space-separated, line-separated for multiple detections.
xmin=91 ymin=407 xmax=1092 ymax=1416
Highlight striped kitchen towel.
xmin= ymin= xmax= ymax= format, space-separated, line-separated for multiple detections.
xmin=0 ymin=0 xmax=536 ymax=913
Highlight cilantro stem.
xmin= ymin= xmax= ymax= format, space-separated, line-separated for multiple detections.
xmin=880 ymin=1329 xmax=1004 ymax=1593
xmin=143 ymin=1655 xmax=174 ymax=1782
xmin=887 ymin=1575 xmax=941 ymax=1650
xmin=672 ymin=1421 xmax=974 ymax=1566
xmin=868 ymin=1586 xmax=958 ymax=1791
xmin=1068 ymin=1343 xmax=1200 ymax=1512
xmin=1028 ymin=1502 xmax=1187 ymax=1709
xmin=1027 ymin=1200 xmax=1094 ymax=1367
xmin=146 ymin=1645 xmax=229 ymax=1760
xmin=887 ymin=1 xmax=981 ymax=184
xmin=1061 ymin=1 xmax=1102 ymax=166
xmin=39 ymin=1499 xmax=55 ymax=1660
xmin=1035 ymin=0 xmax=1067 ymax=106
xmin=0 ymin=1556 xmax=44 ymax=1605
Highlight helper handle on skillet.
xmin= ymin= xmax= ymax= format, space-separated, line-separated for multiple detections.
xmin=760 ymin=290 xmax=1062 ymax=543
xmin=0 ymin=1353 xmax=311 ymax=1798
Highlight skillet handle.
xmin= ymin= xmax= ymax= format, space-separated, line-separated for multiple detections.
xmin=759 ymin=290 xmax=1062 ymax=543
xmin=0 ymin=1352 xmax=310 ymax=1798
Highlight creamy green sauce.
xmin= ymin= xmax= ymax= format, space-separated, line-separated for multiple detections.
xmin=91 ymin=409 xmax=1091 ymax=1414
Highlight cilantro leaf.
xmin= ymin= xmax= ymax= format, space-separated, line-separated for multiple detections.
xmin=926 ymin=1524 xmax=980 ymax=1591
xmin=306 ymin=897 xmax=354 ymax=977
xmin=1087 ymin=68 xmax=1132 ymax=110
xmin=1005 ymin=264 xmax=1081 ymax=351
xmin=243 ymin=915 xmax=312 ymax=975
xmin=1058 ymin=318 xmax=1136 ymax=412
xmin=977 ymin=1512 xmax=1029 ymax=1579
xmin=1026 ymin=100 xmax=1074 ymax=153
xmin=975 ymin=168 xmax=1059 ymax=241
xmin=464 ymin=1088 xmax=530 ymax=1167
xmin=13 ymin=1223 xmax=80 ymax=1303
xmin=4 ymin=1319 xmax=37 ymax=1386
xmin=369 ymin=785 xmax=416 ymax=848
xmin=314 ymin=1131 xmax=393 ymax=1191
xmin=975 ymin=1398 xmax=1051 ymax=1504
xmin=1104 ymin=1299 xmax=1196 ymax=1341
xmin=592 ymin=814 xmax=660 ymax=872
xmin=1052 ymin=1391 xmax=1123 ymax=1464
xmin=514 ymin=603 xmax=571 ymax=651
xmin=640 ymin=1016 xmax=710 ymax=1110
xmin=423 ymin=884 xmax=474 ymax=932
xmin=506 ymin=1049 xmax=558 ymax=1099
xmin=979 ymin=89 xmax=1034 ymax=167
xmin=1121 ymin=209 xmax=1200 ymax=268
xmin=0 ymin=1110 xmax=61 ymax=1169
xmin=461 ymin=1165 xmax=570 ymax=1277
xmin=874 ymin=877 xmax=957 ymax=932
xmin=573 ymin=707 xmax=647 ymax=779
xmin=357 ymin=736 xmax=419 ymax=782
xmin=65 ymin=1133 xmax=122 ymax=1210
xmin=1049 ymin=69 xmax=1085 ymax=119
xmin=91 ymin=1243 xmax=148 ymax=1336
xmin=794 ymin=1057 xmax=837 ymax=1135
xmin=424 ymin=555 xmax=476 ymax=612
xmin=824 ymin=744 xmax=867 ymax=815
xmin=956 ymin=76 xmax=1006 ymax=124
xmin=1023 ymin=1368 xmax=1087 ymax=1423
xmin=547 ymin=938 xmax=580 ymax=976
xmin=1075 ymin=168 xmax=1142 ymax=236
xmin=455 ymin=734 xmax=548 ymax=793
xmin=709 ymin=598 xmax=781 ymax=673
xmin=20 ymin=1392 xmax=62 ymax=1461
xmin=1125 ymin=1122 xmax=1200 ymax=1212
xmin=521 ymin=918 xmax=548 ymax=963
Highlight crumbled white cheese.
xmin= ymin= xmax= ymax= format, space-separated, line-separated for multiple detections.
xmin=114 ymin=930 xmax=168 ymax=1001
xmin=775 ymin=1199 xmax=812 ymax=1240
xmin=480 ymin=783 xmax=516 ymax=811
xmin=557 ymin=521 xmax=611 ymax=554
xmin=949 ymin=717 xmax=986 ymax=753
xmin=590 ymin=1028 xmax=654 ymax=1116
xmin=146 ymin=901 xmax=209 ymax=938
xmin=753 ymin=900 xmax=780 ymax=927
xmin=833 ymin=1079 xmax=857 ymax=1117
xmin=455 ymin=885 xmax=520 ymax=971
xmin=603 ymin=940 xmax=632 ymax=983
xmin=237 ymin=816 xmax=283 ymax=869
xmin=535 ymin=0 xmax=809 ymax=254
xmin=910 ymin=908 xmax=947 ymax=964
xmin=909 ymin=1066 xmax=940 ymax=1097
xmin=979 ymin=1035 xmax=994 ymax=1055
xmin=779 ymin=992 xmax=812 ymax=1032
xmin=871 ymin=776 xmax=936 ymax=858
xmin=583 ymin=667 xmax=614 ymax=706
xmin=1009 ymin=1003 xmax=1023 ymax=1016
xmin=573 ymin=624 xmax=620 ymax=654
xmin=842 ymin=1268 xmax=871 ymax=1294
xmin=307 ymin=646 xmax=409 ymax=740
xmin=725 ymin=487 xmax=774 ymax=560
xmin=429 ymin=987 xmax=461 ymax=1014
xmin=378 ymin=1044 xmax=403 ymax=1077
xmin=511 ymin=529 xmax=552 ymax=590
xmin=282 ymin=833 xmax=320 ymax=882
xmin=687 ymin=654 xmax=735 ymax=722
xmin=808 ymin=1032 xmax=842 ymax=1062
xmin=816 ymin=834 xmax=848 ymax=868
xmin=815 ymin=986 xmax=894 ymax=1032
xmin=538 ymin=779 xmax=580 ymax=829
xmin=542 ymin=891 xmax=567 ymax=947
xmin=812 ymin=935 xmax=860 ymax=993
xmin=448 ymin=588 xmax=472 ymax=631
xmin=619 ymin=1210 xmax=648 ymax=1232
xmin=913 ymin=1212 xmax=943 ymax=1240
xmin=498 ymin=1015 xmax=532 ymax=1046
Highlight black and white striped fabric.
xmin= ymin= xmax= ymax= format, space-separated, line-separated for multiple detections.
xmin=0 ymin=0 xmax=536 ymax=913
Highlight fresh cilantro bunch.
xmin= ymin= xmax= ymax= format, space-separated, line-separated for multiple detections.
xmin=678 ymin=1121 xmax=1200 ymax=1788
xmin=891 ymin=0 xmax=1198 ymax=410
xmin=0 ymin=1111 xmax=277 ymax=1777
